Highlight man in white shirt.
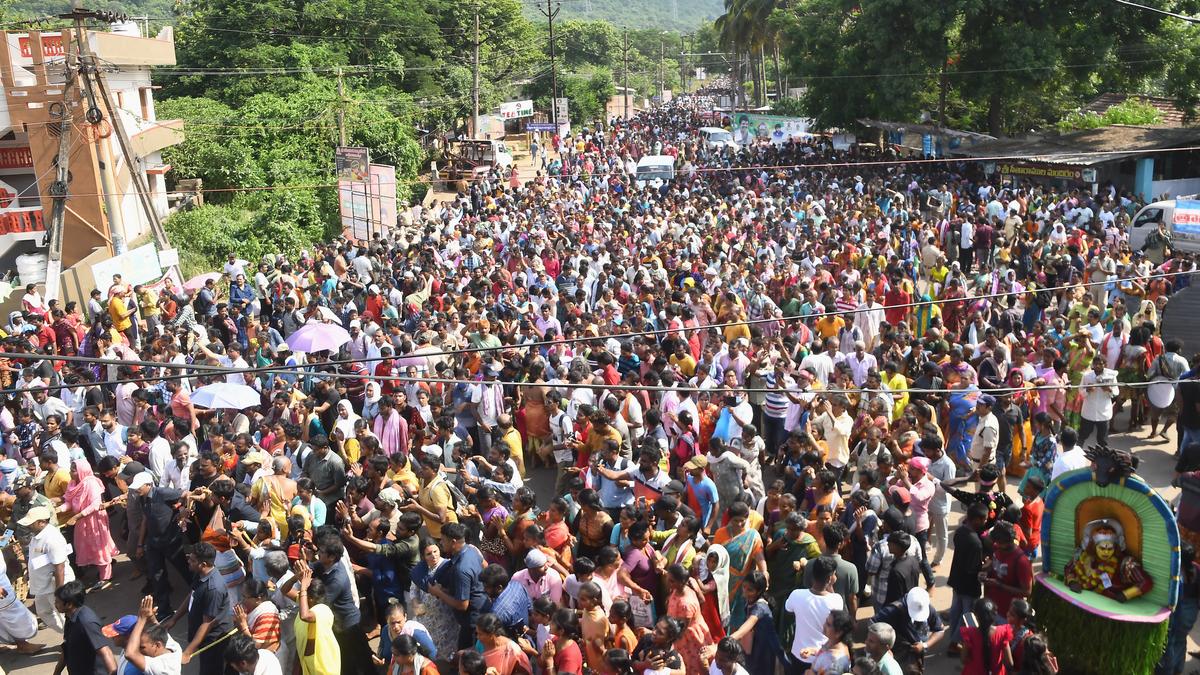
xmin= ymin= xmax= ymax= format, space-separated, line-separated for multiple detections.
xmin=32 ymin=388 xmax=72 ymax=426
xmin=812 ymin=396 xmax=854 ymax=476
xmin=785 ymin=556 xmax=844 ymax=670
xmin=21 ymin=506 xmax=74 ymax=633
xmin=99 ymin=410 xmax=127 ymax=459
xmin=144 ymin=421 xmax=173 ymax=482
xmin=1099 ymin=321 xmax=1127 ymax=371
xmin=969 ymin=394 xmax=999 ymax=472
xmin=1079 ymin=357 xmax=1119 ymax=447
xmin=1050 ymin=427 xmax=1088 ymax=481
xmin=163 ymin=443 xmax=192 ymax=491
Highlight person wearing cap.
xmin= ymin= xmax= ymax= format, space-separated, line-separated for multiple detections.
xmin=683 ymin=455 xmax=719 ymax=535
xmin=22 ymin=504 xmax=75 ymax=634
xmin=967 ymin=394 xmax=999 ymax=474
xmin=511 ymin=547 xmax=564 ymax=605
xmin=10 ymin=473 xmax=56 ymax=547
xmin=870 ymin=586 xmax=946 ymax=671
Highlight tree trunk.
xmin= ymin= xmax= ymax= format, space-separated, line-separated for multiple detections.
xmin=773 ymin=38 xmax=784 ymax=101
xmin=988 ymin=89 xmax=1003 ymax=136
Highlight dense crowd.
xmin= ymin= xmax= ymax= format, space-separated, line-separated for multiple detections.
xmin=0 ymin=94 xmax=1197 ymax=675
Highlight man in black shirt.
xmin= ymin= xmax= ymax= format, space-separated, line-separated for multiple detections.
xmin=55 ymin=580 xmax=117 ymax=675
xmin=945 ymin=502 xmax=990 ymax=655
xmin=132 ymin=472 xmax=193 ymax=621
xmin=883 ymin=531 xmax=921 ymax=605
xmin=210 ymin=479 xmax=261 ymax=524
xmin=165 ymin=542 xmax=233 ymax=672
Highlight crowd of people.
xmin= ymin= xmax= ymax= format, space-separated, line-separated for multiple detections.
xmin=0 ymin=93 xmax=1197 ymax=675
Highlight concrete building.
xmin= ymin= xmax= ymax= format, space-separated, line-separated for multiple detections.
xmin=0 ymin=23 xmax=182 ymax=276
xmin=955 ymin=125 xmax=1200 ymax=201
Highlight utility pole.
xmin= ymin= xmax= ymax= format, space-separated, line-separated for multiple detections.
xmin=471 ymin=2 xmax=480 ymax=137
xmin=336 ymin=67 xmax=348 ymax=146
xmin=659 ymin=40 xmax=665 ymax=101
xmin=680 ymin=35 xmax=686 ymax=94
xmin=44 ymin=37 xmax=78 ymax=303
xmin=540 ymin=0 xmax=561 ymax=127
xmin=620 ymin=29 xmax=631 ymax=120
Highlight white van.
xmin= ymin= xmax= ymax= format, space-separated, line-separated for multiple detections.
xmin=1129 ymin=197 xmax=1200 ymax=253
xmin=699 ymin=126 xmax=738 ymax=151
xmin=636 ymin=155 xmax=676 ymax=188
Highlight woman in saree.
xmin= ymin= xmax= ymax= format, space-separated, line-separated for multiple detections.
xmin=59 ymin=459 xmax=120 ymax=590
xmin=711 ymin=501 xmax=766 ymax=629
xmin=695 ymin=544 xmax=729 ymax=641
xmin=664 ymin=563 xmax=714 ymax=675
xmin=477 ymin=613 xmax=532 ymax=675
xmin=940 ymin=277 xmax=968 ymax=335
xmin=251 ymin=456 xmax=297 ymax=539
xmin=946 ymin=377 xmax=981 ymax=472
xmin=409 ymin=540 xmax=459 ymax=660
xmin=331 ymin=399 xmax=361 ymax=449
xmin=200 ymin=479 xmax=248 ymax=604
xmin=520 ymin=367 xmax=553 ymax=468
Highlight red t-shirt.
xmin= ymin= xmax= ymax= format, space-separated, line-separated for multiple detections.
xmin=987 ymin=546 xmax=1033 ymax=616
xmin=961 ymin=623 xmax=1014 ymax=675
xmin=1019 ymin=498 xmax=1044 ymax=550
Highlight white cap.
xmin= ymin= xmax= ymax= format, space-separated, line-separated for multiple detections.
xmin=905 ymin=587 xmax=930 ymax=623
xmin=129 ymin=472 xmax=154 ymax=491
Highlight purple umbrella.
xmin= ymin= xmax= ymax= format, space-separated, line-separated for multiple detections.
xmin=286 ymin=322 xmax=351 ymax=353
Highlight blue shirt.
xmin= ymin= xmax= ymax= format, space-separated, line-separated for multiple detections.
xmin=686 ymin=474 xmax=718 ymax=528
xmin=596 ymin=456 xmax=634 ymax=509
xmin=486 ymin=580 xmax=532 ymax=633
xmin=449 ymin=544 xmax=488 ymax=624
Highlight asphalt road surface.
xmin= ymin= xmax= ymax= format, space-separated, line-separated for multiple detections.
xmin=2 ymin=415 xmax=1193 ymax=674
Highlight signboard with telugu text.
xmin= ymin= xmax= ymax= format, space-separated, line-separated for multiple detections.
xmin=334 ymin=146 xmax=370 ymax=182
xmin=1173 ymin=199 xmax=1200 ymax=240
xmin=996 ymin=163 xmax=1083 ymax=181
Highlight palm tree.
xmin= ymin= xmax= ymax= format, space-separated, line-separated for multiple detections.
xmin=717 ymin=0 xmax=790 ymax=107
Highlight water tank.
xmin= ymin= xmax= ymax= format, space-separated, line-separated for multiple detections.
xmin=110 ymin=20 xmax=142 ymax=38
xmin=15 ymin=252 xmax=47 ymax=286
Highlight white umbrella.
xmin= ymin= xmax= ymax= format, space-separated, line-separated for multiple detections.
xmin=287 ymin=322 xmax=351 ymax=353
xmin=191 ymin=382 xmax=263 ymax=410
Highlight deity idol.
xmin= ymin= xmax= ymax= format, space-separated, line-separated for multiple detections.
xmin=1063 ymin=518 xmax=1153 ymax=602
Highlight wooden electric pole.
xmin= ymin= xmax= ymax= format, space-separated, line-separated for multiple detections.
xmin=540 ymin=0 xmax=561 ymax=127
xmin=472 ymin=3 xmax=480 ymax=137
xmin=336 ymin=67 xmax=348 ymax=146
xmin=621 ymin=29 xmax=631 ymax=120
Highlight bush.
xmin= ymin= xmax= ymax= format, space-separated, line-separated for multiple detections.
xmin=165 ymin=190 xmax=335 ymax=278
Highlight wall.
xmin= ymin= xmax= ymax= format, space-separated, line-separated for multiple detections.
xmin=1150 ymin=177 xmax=1200 ymax=201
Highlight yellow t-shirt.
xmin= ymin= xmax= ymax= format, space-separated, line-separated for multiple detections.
xmin=417 ymin=478 xmax=458 ymax=539
xmin=295 ymin=603 xmax=340 ymax=675
xmin=44 ymin=468 xmax=70 ymax=501
xmin=669 ymin=353 xmax=697 ymax=378
xmin=815 ymin=316 xmax=845 ymax=340
xmin=108 ymin=296 xmax=132 ymax=332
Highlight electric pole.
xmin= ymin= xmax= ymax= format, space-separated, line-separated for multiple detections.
xmin=541 ymin=0 xmax=561 ymax=127
xmin=620 ymin=29 xmax=631 ymax=120
xmin=472 ymin=2 xmax=480 ymax=137
xmin=336 ymin=67 xmax=348 ymax=146
xmin=44 ymin=37 xmax=78 ymax=303
xmin=680 ymin=35 xmax=686 ymax=93
xmin=659 ymin=40 xmax=665 ymax=101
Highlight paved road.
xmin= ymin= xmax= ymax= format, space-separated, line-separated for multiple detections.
xmin=3 ymin=417 xmax=1193 ymax=674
